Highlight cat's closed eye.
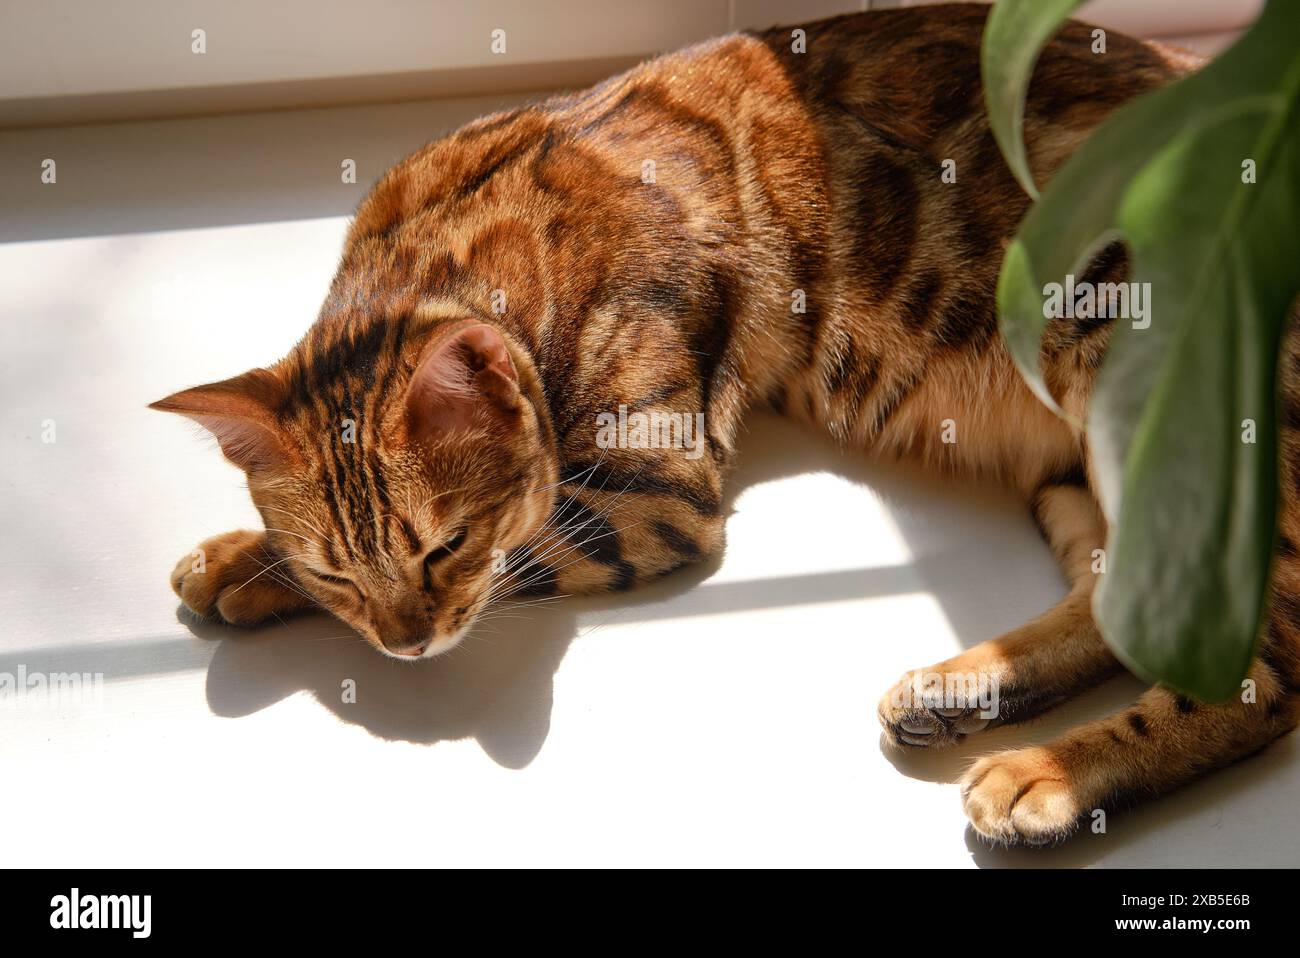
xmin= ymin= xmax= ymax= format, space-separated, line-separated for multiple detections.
xmin=309 ymin=569 xmax=365 ymax=603
xmin=426 ymin=528 xmax=468 ymax=563
xmin=422 ymin=528 xmax=468 ymax=590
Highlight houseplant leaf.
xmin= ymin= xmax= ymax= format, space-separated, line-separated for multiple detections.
xmin=981 ymin=0 xmax=1083 ymax=198
xmin=988 ymin=0 xmax=1300 ymax=699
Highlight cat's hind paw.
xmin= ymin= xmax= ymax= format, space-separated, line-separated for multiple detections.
xmin=960 ymin=747 xmax=1082 ymax=846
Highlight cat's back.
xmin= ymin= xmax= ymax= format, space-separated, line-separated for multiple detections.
xmin=344 ymin=4 xmax=1194 ymax=232
xmin=319 ymin=4 xmax=1205 ymax=450
xmin=340 ymin=26 xmax=819 ymax=261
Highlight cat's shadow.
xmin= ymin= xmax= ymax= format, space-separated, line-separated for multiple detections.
xmin=188 ymin=413 xmax=1003 ymax=766
xmin=186 ymin=557 xmax=720 ymax=769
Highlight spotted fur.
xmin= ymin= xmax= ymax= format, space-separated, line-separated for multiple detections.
xmin=153 ymin=4 xmax=1300 ymax=843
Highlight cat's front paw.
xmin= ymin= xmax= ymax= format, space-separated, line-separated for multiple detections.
xmin=170 ymin=530 xmax=309 ymax=626
xmin=960 ymin=747 xmax=1081 ymax=845
xmin=878 ymin=669 xmax=994 ymax=748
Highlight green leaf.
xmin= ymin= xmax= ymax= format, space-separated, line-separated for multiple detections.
xmin=992 ymin=0 xmax=1300 ymax=700
xmin=981 ymin=0 xmax=1084 ymax=198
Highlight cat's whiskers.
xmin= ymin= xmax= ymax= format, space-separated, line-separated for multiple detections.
xmin=260 ymin=506 xmax=331 ymax=544
xmin=497 ymin=450 xmax=609 ymax=567
xmin=238 ymin=551 xmax=318 ymax=605
xmin=474 ymin=593 xmax=570 ymax=623
xmin=261 ymin=526 xmax=324 ymax=551
xmin=484 ymin=514 xmax=650 ymax=604
xmin=484 ymin=456 xmax=652 ymax=602
xmin=493 ymin=594 xmax=571 ymax=609
xmin=499 ymin=518 xmax=652 ymax=598
xmin=493 ymin=489 xmax=655 ymax=596
xmin=228 ymin=551 xmax=315 ymax=598
xmin=483 ymin=449 xmax=623 ymax=591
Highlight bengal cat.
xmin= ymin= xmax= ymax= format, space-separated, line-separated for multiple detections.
xmin=151 ymin=4 xmax=1300 ymax=845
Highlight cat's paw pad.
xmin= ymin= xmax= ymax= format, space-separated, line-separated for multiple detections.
xmin=171 ymin=530 xmax=299 ymax=627
xmin=878 ymin=671 xmax=994 ymax=748
xmin=960 ymin=747 xmax=1081 ymax=846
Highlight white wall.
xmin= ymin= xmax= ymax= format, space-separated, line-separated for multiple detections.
xmin=0 ymin=0 xmax=1263 ymax=127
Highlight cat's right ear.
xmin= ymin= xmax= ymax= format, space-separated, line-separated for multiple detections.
xmin=149 ymin=368 xmax=291 ymax=471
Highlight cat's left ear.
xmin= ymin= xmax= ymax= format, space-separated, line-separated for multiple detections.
xmin=149 ymin=368 xmax=292 ymax=471
xmin=405 ymin=322 xmax=522 ymax=437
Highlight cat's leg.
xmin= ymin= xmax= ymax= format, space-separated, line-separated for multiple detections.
xmin=961 ymin=618 xmax=1300 ymax=844
xmin=499 ymin=450 xmax=726 ymax=597
xmin=171 ymin=529 xmax=315 ymax=625
xmin=961 ymin=490 xmax=1300 ymax=843
xmin=879 ymin=478 xmax=1119 ymax=747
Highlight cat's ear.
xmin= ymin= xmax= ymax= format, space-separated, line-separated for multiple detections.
xmin=149 ymin=368 xmax=290 ymax=471
xmin=405 ymin=322 xmax=521 ymax=437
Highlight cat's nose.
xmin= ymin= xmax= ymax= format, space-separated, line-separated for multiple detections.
xmin=373 ymin=611 xmax=432 ymax=657
xmin=382 ymin=634 xmax=428 ymax=657
xmin=378 ymin=631 xmax=429 ymax=657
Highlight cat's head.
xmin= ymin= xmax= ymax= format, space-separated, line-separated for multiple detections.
xmin=151 ymin=318 xmax=558 ymax=658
